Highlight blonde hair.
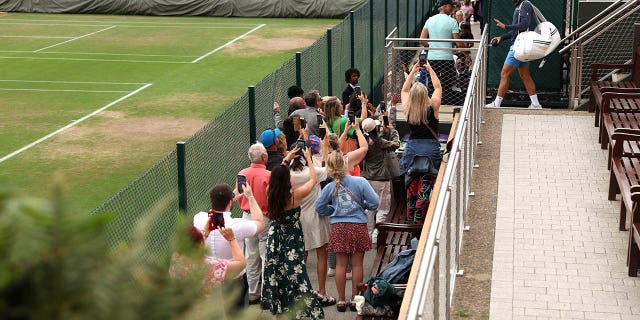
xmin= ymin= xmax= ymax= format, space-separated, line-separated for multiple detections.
xmin=326 ymin=150 xmax=347 ymax=196
xmin=405 ymin=82 xmax=431 ymax=126
xmin=323 ymin=96 xmax=342 ymax=128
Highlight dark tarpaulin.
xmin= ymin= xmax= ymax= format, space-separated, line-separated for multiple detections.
xmin=0 ymin=0 xmax=367 ymax=18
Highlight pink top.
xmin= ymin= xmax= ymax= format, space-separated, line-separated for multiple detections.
xmin=237 ymin=163 xmax=271 ymax=214
xmin=169 ymin=252 xmax=229 ymax=289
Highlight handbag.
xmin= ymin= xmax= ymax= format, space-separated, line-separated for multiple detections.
xmin=513 ymin=1 xmax=561 ymax=62
xmin=363 ymin=277 xmax=397 ymax=307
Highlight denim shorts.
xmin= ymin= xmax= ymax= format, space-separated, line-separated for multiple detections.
xmin=505 ymin=45 xmax=529 ymax=67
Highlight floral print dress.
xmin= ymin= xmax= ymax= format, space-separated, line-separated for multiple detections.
xmin=262 ymin=206 xmax=324 ymax=319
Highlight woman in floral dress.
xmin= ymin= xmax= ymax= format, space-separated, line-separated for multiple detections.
xmin=262 ymin=146 xmax=324 ymax=319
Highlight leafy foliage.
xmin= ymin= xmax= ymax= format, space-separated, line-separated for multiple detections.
xmin=0 ymin=183 xmax=255 ymax=320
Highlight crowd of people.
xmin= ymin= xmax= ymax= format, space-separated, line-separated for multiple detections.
xmin=168 ymin=1 xmax=490 ymax=318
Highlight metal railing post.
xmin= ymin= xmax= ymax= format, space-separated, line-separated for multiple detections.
xmin=177 ymin=141 xmax=187 ymax=214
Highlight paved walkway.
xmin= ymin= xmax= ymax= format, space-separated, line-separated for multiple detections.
xmin=490 ymin=114 xmax=640 ymax=320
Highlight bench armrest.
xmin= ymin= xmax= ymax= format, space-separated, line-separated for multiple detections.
xmin=375 ymin=222 xmax=424 ymax=233
xmin=591 ymin=63 xmax=633 ymax=81
xmin=602 ymin=92 xmax=640 ymax=113
xmin=611 ymin=132 xmax=640 ymax=156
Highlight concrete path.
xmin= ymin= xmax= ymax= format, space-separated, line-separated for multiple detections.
xmin=490 ymin=114 xmax=640 ymax=319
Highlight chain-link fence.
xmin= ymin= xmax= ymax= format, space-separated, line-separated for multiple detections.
xmin=91 ymin=0 xmax=434 ymax=258
xmin=562 ymin=1 xmax=640 ymax=109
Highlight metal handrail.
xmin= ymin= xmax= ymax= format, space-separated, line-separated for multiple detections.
xmin=559 ymin=0 xmax=640 ymax=54
xmin=559 ymin=0 xmax=627 ymax=44
xmin=401 ymin=26 xmax=488 ymax=320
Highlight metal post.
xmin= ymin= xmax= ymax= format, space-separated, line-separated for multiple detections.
xmin=327 ymin=29 xmax=333 ymax=96
xmin=350 ymin=11 xmax=355 ymax=68
xmin=295 ymin=52 xmax=302 ymax=88
xmin=248 ymin=86 xmax=256 ymax=145
xmin=415 ymin=0 xmax=418 ymax=36
xmin=396 ymin=0 xmax=400 ymax=37
xmin=369 ymin=1 xmax=374 ymax=100
xmin=177 ymin=141 xmax=187 ymax=214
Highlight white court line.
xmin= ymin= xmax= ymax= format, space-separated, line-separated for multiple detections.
xmin=0 ymin=88 xmax=130 ymax=93
xmin=0 ymin=22 xmax=254 ymax=29
xmin=0 ymin=18 xmax=259 ymax=26
xmin=0 ymin=79 xmax=147 ymax=85
xmin=192 ymin=24 xmax=265 ymax=63
xmin=0 ymin=56 xmax=191 ymax=64
xmin=0 ymin=35 xmax=72 ymax=39
xmin=33 ymin=26 xmax=116 ymax=53
xmin=42 ymin=51 xmax=200 ymax=58
xmin=0 ymin=83 xmax=152 ymax=164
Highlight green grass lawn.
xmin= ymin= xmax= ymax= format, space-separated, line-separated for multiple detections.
xmin=0 ymin=13 xmax=338 ymax=212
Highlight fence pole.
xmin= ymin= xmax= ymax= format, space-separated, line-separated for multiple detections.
xmin=415 ymin=0 xmax=418 ymax=35
xmin=350 ymin=11 xmax=355 ymax=68
xmin=327 ymin=29 xmax=333 ymax=96
xmin=295 ymin=52 xmax=302 ymax=88
xmin=396 ymin=0 xmax=400 ymax=36
xmin=406 ymin=0 xmax=409 ymax=37
xmin=177 ymin=141 xmax=187 ymax=214
xmin=369 ymin=1 xmax=374 ymax=100
xmin=384 ymin=0 xmax=388 ymax=35
xmin=248 ymin=86 xmax=256 ymax=145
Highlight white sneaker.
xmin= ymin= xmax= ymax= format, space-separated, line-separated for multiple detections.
xmin=346 ymin=271 xmax=352 ymax=280
xmin=327 ymin=268 xmax=335 ymax=277
xmin=528 ymin=104 xmax=542 ymax=109
xmin=451 ymin=85 xmax=462 ymax=92
xmin=485 ymin=101 xmax=498 ymax=108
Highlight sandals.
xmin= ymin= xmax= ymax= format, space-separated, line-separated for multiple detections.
xmin=336 ymin=300 xmax=347 ymax=312
xmin=350 ymin=300 xmax=357 ymax=312
xmin=313 ymin=290 xmax=337 ymax=307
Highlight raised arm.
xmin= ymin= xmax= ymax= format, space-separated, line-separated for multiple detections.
xmin=345 ymin=119 xmax=368 ymax=170
xmin=401 ymin=62 xmax=420 ymax=108
xmin=424 ymin=62 xmax=441 ymax=112
xmin=241 ymin=183 xmax=265 ymax=234
xmin=218 ymin=227 xmax=246 ymax=280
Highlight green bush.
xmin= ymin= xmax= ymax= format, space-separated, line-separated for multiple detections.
xmin=0 ymin=183 xmax=255 ymax=320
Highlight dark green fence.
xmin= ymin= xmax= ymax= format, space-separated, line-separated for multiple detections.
xmin=91 ymin=0 xmax=433 ymax=256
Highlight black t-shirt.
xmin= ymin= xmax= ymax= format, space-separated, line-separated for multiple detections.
xmin=266 ymin=151 xmax=284 ymax=171
xmin=408 ymin=107 xmax=439 ymax=140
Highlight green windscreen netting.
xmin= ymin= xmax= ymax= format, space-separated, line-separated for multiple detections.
xmin=91 ymin=0 xmax=431 ymax=258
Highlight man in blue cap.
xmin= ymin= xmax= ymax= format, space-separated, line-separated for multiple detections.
xmin=259 ymin=128 xmax=284 ymax=171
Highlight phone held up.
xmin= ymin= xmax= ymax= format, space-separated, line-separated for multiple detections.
xmin=379 ymin=102 xmax=386 ymax=113
xmin=419 ymin=50 xmax=428 ymax=67
xmin=209 ymin=210 xmax=225 ymax=230
xmin=348 ymin=111 xmax=355 ymax=124
xmin=354 ymin=86 xmax=362 ymax=97
xmin=318 ymin=127 xmax=327 ymax=139
xmin=383 ymin=115 xmax=389 ymax=127
xmin=237 ymin=175 xmax=246 ymax=193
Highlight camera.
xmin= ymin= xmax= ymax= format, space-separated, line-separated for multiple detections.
xmin=208 ymin=211 xmax=225 ymax=230
xmin=491 ymin=39 xmax=499 ymax=47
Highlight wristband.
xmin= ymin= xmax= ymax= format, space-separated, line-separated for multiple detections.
xmin=227 ymin=237 xmax=236 ymax=242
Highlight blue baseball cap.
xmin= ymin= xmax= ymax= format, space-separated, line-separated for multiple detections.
xmin=259 ymin=128 xmax=281 ymax=148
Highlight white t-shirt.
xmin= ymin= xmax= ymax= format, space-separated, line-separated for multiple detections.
xmin=193 ymin=211 xmax=258 ymax=260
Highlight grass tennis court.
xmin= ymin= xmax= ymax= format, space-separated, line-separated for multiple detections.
xmin=0 ymin=12 xmax=338 ymax=212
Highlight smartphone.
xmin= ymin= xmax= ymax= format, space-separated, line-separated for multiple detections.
xmin=348 ymin=111 xmax=355 ymax=124
xmin=354 ymin=86 xmax=361 ymax=97
xmin=318 ymin=127 xmax=327 ymax=139
xmin=237 ymin=175 xmax=246 ymax=193
xmin=292 ymin=116 xmax=301 ymax=132
xmin=379 ymin=102 xmax=386 ymax=113
xmin=300 ymin=118 xmax=307 ymax=129
xmin=419 ymin=50 xmax=428 ymax=67
xmin=209 ymin=212 xmax=225 ymax=230
xmin=316 ymin=114 xmax=323 ymax=126
xmin=383 ymin=115 xmax=389 ymax=127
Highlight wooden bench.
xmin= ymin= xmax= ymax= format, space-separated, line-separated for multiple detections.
xmin=598 ymin=92 xmax=640 ymax=154
xmin=591 ymin=42 xmax=640 ymax=126
xmin=627 ymin=186 xmax=640 ymax=276
xmin=608 ymin=131 xmax=640 ymax=230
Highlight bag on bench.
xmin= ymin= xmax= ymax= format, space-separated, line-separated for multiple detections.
xmin=377 ymin=248 xmax=416 ymax=284
xmin=363 ymin=276 xmax=397 ymax=307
